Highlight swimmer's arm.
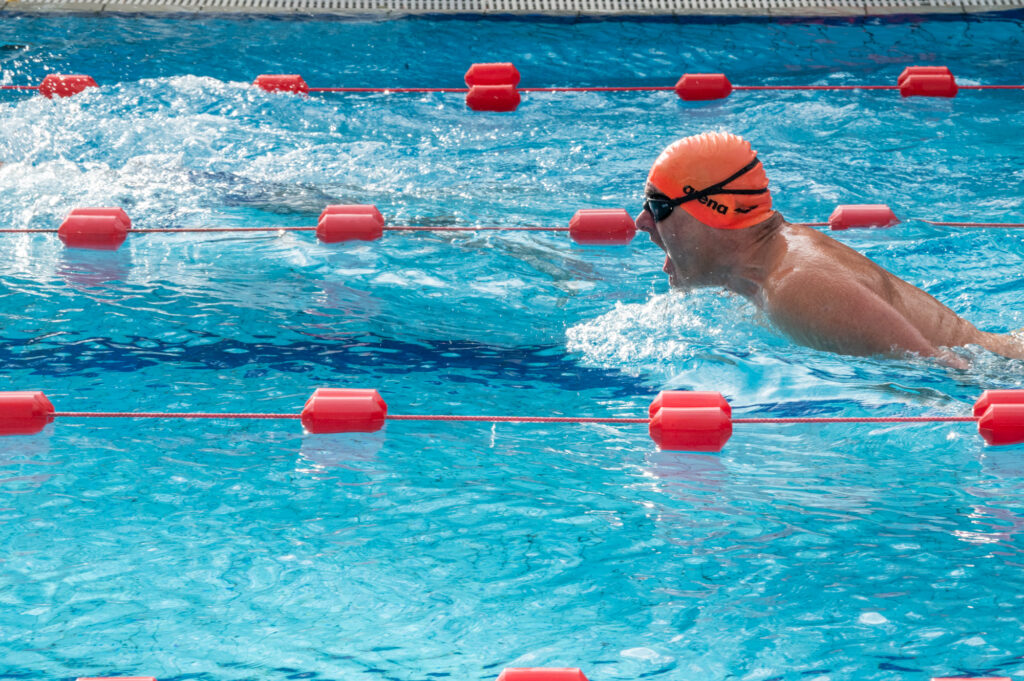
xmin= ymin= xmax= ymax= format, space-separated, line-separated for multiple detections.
xmin=763 ymin=271 xmax=949 ymax=361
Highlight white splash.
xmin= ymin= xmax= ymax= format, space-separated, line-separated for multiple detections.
xmin=566 ymin=290 xmax=781 ymax=376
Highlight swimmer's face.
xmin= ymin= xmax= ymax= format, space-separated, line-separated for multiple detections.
xmin=636 ymin=183 xmax=700 ymax=288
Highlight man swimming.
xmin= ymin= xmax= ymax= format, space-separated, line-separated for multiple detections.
xmin=635 ymin=131 xmax=1024 ymax=366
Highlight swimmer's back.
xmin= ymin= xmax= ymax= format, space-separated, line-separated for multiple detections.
xmin=763 ymin=222 xmax=987 ymax=357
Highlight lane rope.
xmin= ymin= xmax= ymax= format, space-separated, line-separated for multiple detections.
xmin=5 ymin=83 xmax=1023 ymax=93
xmin=0 ymin=226 xmax=574 ymax=234
xmin=5 ymin=218 xmax=1022 ymax=237
xmin=6 ymin=388 xmax=1019 ymax=450
xmin=921 ymin=221 xmax=1024 ymax=228
xmin=49 ymin=411 xmax=975 ymax=425
xmin=4 ymin=66 xmax=1021 ymax=107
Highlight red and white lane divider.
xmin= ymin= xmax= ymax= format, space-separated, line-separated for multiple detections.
xmin=1 ymin=204 xmax=1021 ymax=251
xmin=4 ymin=64 xmax=1022 ymax=110
xmin=3 ymin=389 xmax=1022 ymax=451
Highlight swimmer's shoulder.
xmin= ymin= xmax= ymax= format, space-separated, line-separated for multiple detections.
xmin=762 ymin=265 xmax=941 ymax=358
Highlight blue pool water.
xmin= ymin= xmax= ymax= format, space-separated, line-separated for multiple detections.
xmin=2 ymin=10 xmax=1024 ymax=681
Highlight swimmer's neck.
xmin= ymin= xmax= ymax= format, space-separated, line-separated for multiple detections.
xmin=714 ymin=212 xmax=787 ymax=303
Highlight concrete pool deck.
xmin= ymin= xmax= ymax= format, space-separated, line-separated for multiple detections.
xmin=1 ymin=0 xmax=1022 ymax=15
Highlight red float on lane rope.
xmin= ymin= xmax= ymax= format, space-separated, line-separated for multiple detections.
xmin=69 ymin=207 xmax=132 ymax=231
xmin=674 ymin=73 xmax=733 ymax=101
xmin=496 ymin=669 xmax=589 ymax=681
xmin=898 ymin=66 xmax=958 ymax=97
xmin=828 ymin=204 xmax=900 ymax=230
xmin=973 ymin=390 xmax=1024 ymax=446
xmin=568 ymin=209 xmax=636 ymax=245
xmin=38 ymin=74 xmax=97 ymax=99
xmin=648 ymin=390 xmax=732 ymax=418
xmin=977 ymin=404 xmax=1024 ymax=446
xmin=317 ymin=204 xmax=385 ymax=242
xmin=58 ymin=208 xmax=132 ymax=250
xmin=318 ymin=204 xmax=385 ymax=225
xmin=898 ymin=66 xmax=957 ymax=97
xmin=973 ymin=389 xmax=1024 ymax=416
xmin=317 ymin=215 xmax=384 ymax=242
xmin=254 ymin=74 xmax=310 ymax=94
xmin=898 ymin=66 xmax=954 ymax=85
xmin=648 ymin=391 xmax=733 ymax=452
xmin=301 ymin=388 xmax=388 ymax=434
xmin=463 ymin=61 xmax=522 ymax=112
xmin=466 ymin=84 xmax=521 ymax=112
xmin=77 ymin=678 xmax=158 ymax=681
xmin=0 ymin=391 xmax=55 ymax=436
xmin=900 ymin=74 xmax=958 ymax=98
xmin=650 ymin=406 xmax=733 ymax=452
xmin=465 ymin=63 xmax=521 ymax=88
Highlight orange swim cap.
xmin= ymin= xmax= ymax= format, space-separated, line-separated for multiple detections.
xmin=647 ymin=132 xmax=773 ymax=230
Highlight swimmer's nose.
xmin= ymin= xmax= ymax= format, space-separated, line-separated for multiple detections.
xmin=635 ymin=208 xmax=655 ymax=234
xmin=635 ymin=208 xmax=665 ymax=249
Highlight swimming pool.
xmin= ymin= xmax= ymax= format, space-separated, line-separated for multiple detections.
xmin=2 ymin=10 xmax=1024 ymax=681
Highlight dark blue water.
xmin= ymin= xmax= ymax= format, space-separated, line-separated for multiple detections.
xmin=1 ymin=11 xmax=1023 ymax=681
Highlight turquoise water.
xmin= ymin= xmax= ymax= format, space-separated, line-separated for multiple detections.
xmin=2 ymin=11 xmax=1024 ymax=681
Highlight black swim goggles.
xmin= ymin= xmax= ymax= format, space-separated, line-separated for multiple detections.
xmin=643 ymin=157 xmax=769 ymax=223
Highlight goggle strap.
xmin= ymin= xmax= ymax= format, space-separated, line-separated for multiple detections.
xmin=674 ymin=157 xmax=768 ymax=206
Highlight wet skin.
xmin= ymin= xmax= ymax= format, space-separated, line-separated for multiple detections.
xmin=636 ymin=186 xmax=1024 ymax=365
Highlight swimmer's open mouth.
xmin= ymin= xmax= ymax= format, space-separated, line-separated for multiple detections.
xmin=663 ymin=255 xmax=679 ymax=287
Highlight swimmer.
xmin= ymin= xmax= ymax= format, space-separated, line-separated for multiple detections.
xmin=635 ymin=131 xmax=1024 ymax=366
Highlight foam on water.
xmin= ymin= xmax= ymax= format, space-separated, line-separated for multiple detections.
xmin=569 ymin=288 xmax=780 ymax=356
